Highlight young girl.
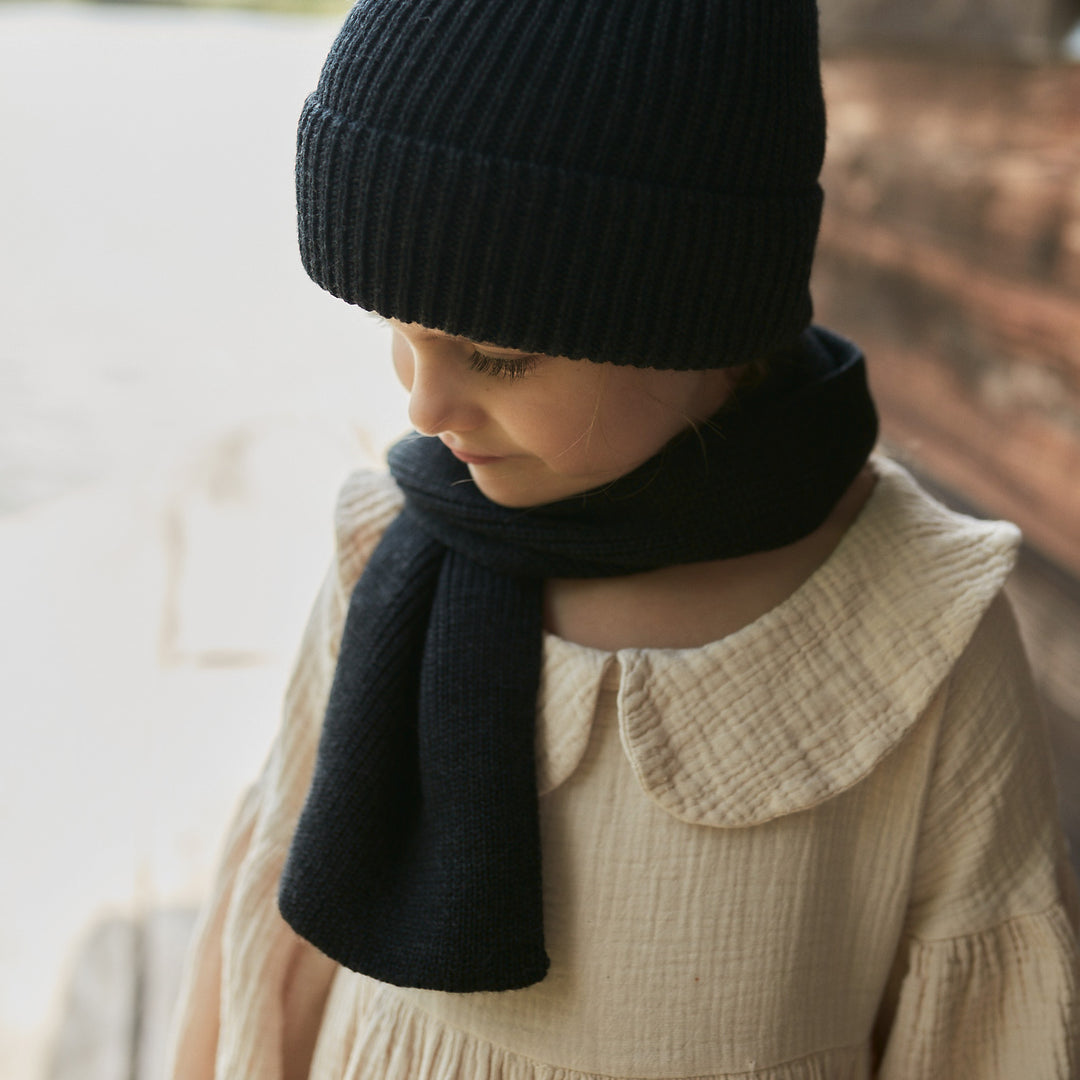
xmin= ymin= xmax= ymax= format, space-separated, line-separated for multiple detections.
xmin=166 ymin=1 xmax=1080 ymax=1076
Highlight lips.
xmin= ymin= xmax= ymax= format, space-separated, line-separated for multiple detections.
xmin=441 ymin=438 xmax=507 ymax=465
xmin=448 ymin=447 xmax=506 ymax=465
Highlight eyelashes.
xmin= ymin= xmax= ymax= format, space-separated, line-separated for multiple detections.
xmin=384 ymin=315 xmax=543 ymax=380
xmin=467 ymin=349 xmax=541 ymax=380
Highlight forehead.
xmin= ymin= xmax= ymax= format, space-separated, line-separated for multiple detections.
xmin=392 ymin=320 xmax=552 ymax=358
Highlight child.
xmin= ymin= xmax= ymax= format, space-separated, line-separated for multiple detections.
xmin=166 ymin=0 xmax=1080 ymax=1076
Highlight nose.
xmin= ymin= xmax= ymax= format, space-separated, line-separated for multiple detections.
xmin=395 ymin=336 xmax=485 ymax=437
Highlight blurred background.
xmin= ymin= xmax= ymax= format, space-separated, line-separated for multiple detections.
xmin=0 ymin=1 xmax=1077 ymax=1077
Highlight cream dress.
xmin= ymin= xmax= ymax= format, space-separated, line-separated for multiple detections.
xmin=165 ymin=458 xmax=1080 ymax=1079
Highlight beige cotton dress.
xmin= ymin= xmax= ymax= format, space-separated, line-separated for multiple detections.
xmin=165 ymin=457 xmax=1080 ymax=1080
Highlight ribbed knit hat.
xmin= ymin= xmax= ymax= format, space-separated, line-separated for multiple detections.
xmin=296 ymin=0 xmax=826 ymax=369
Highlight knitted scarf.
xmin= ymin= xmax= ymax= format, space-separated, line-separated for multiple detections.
xmin=279 ymin=326 xmax=879 ymax=992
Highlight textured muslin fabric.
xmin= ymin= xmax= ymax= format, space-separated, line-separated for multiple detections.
xmin=165 ymin=458 xmax=1080 ymax=1080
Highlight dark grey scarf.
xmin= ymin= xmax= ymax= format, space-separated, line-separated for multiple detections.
xmin=279 ymin=326 xmax=878 ymax=992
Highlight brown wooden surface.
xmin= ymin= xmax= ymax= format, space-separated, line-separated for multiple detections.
xmin=815 ymin=55 xmax=1080 ymax=578
xmin=818 ymin=0 xmax=1075 ymax=57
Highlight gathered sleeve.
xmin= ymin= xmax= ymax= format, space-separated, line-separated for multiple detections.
xmin=164 ymin=469 xmax=406 ymax=1080
xmin=164 ymin=562 xmax=345 ymax=1079
xmin=874 ymin=593 xmax=1080 ymax=1078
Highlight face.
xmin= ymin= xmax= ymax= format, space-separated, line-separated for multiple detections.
xmin=389 ymin=320 xmax=736 ymax=508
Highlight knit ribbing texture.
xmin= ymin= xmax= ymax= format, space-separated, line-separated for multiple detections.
xmin=296 ymin=0 xmax=826 ymax=368
xmin=278 ymin=327 xmax=879 ymax=992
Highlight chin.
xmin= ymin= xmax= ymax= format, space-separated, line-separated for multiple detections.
xmin=473 ymin=483 xmax=549 ymax=509
xmin=470 ymin=471 xmax=579 ymax=509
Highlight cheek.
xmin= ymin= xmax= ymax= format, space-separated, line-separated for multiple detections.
xmin=525 ymin=382 xmax=607 ymax=461
xmin=592 ymin=386 xmax=688 ymax=457
xmin=602 ymin=370 xmax=730 ymax=453
xmin=528 ymin=388 xmax=673 ymax=477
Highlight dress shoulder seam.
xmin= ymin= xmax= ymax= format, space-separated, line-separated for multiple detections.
xmin=901 ymin=898 xmax=1077 ymax=947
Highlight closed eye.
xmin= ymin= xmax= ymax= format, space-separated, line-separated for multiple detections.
xmin=467 ymin=349 xmax=540 ymax=380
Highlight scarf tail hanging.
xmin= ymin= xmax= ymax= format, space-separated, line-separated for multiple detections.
xmin=280 ymin=517 xmax=549 ymax=991
xmin=414 ymin=548 xmax=548 ymax=990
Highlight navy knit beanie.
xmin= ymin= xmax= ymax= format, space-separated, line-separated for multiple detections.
xmin=296 ymin=0 xmax=826 ymax=369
